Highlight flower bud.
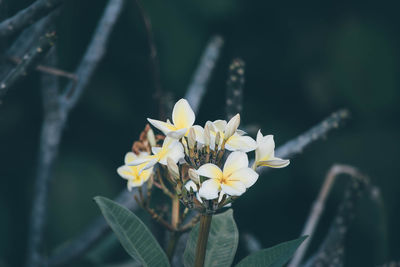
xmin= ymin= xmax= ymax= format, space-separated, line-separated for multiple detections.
xmin=204 ymin=123 xmax=211 ymax=146
xmin=188 ymin=168 xmax=200 ymax=184
xmin=147 ymin=128 xmax=156 ymax=147
xmin=215 ymin=131 xmax=221 ymax=149
xmin=188 ymin=127 xmax=196 ymax=149
xmin=224 ymin=113 xmax=240 ymax=140
xmin=167 ymin=157 xmax=180 ymax=181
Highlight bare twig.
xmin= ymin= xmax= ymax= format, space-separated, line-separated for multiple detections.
xmin=25 ymin=48 xmax=62 ymax=267
xmin=61 ymin=0 xmax=125 ymax=111
xmin=256 ymin=109 xmax=350 ymax=175
xmin=185 ymin=35 xmax=224 ymax=114
xmin=25 ymin=1 xmax=125 ymax=266
xmin=0 ymin=0 xmax=63 ymax=37
xmin=289 ymin=164 xmax=368 ymax=267
xmin=8 ymin=56 xmax=77 ymax=82
xmin=226 ymin=58 xmax=244 ymax=120
xmin=133 ymin=0 xmax=164 ymax=119
xmin=0 ymin=31 xmax=56 ymax=99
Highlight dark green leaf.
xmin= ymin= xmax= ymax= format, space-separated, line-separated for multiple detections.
xmin=236 ymin=236 xmax=307 ymax=267
xmin=183 ymin=209 xmax=239 ymax=267
xmin=94 ymin=196 xmax=170 ymax=267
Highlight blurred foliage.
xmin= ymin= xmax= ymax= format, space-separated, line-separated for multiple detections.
xmin=1 ymin=0 xmax=400 ymax=266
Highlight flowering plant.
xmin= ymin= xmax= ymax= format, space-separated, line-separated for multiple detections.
xmin=95 ymin=98 xmax=306 ymax=267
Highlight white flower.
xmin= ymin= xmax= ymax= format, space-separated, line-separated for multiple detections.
xmin=117 ymin=152 xmax=153 ymax=190
xmin=128 ymin=137 xmax=184 ymax=171
xmin=209 ymin=117 xmax=257 ymax=152
xmin=254 ymin=130 xmax=290 ymax=168
xmin=147 ymin=99 xmax=195 ymax=139
xmin=197 ymin=151 xmax=259 ymax=199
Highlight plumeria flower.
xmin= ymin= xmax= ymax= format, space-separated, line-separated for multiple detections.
xmin=147 ymin=99 xmax=195 ymax=139
xmin=197 ymin=151 xmax=259 ymax=199
xmin=254 ymin=130 xmax=290 ymax=168
xmin=209 ymin=115 xmax=257 ymax=152
xmin=117 ymin=152 xmax=153 ymax=190
xmin=128 ymin=136 xmax=184 ymax=171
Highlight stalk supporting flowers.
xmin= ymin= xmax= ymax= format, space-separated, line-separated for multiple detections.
xmin=194 ymin=214 xmax=213 ymax=267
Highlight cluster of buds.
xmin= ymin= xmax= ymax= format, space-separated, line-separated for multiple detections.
xmin=118 ymin=99 xmax=289 ymax=214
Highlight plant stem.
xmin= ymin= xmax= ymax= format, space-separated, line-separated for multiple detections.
xmin=194 ymin=214 xmax=212 ymax=267
xmin=166 ymin=231 xmax=180 ymax=261
xmin=171 ymin=195 xmax=180 ymax=229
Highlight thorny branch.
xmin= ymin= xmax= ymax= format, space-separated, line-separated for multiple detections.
xmin=0 ymin=0 xmax=63 ymax=37
xmin=24 ymin=1 xmax=126 ymax=267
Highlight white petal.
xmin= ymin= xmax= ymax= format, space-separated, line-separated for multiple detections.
xmin=197 ymin=163 xmax=223 ymax=180
xmin=221 ymin=181 xmax=246 ymax=196
xmin=159 ymin=142 xmax=184 ymax=165
xmin=256 ymin=129 xmax=263 ymax=143
xmin=124 ymin=152 xmax=137 ymax=164
xmin=167 ymin=128 xmax=187 ymax=139
xmin=152 ymin=147 xmax=161 ymax=155
xmin=127 ymin=157 xmax=150 ymax=166
xmin=138 ymin=159 xmax=158 ymax=174
xmin=225 ymin=134 xmax=257 ymax=152
xmin=172 ymin=99 xmax=195 ymax=129
xmin=224 ymin=114 xmax=240 ymax=139
xmin=258 ymin=158 xmax=290 ymax=168
xmin=140 ymin=167 xmax=153 ymax=182
xmin=192 ymin=125 xmax=205 ymax=144
xmin=212 ymin=120 xmax=227 ymax=132
xmin=198 ymin=179 xmax=220 ymax=200
xmin=147 ymin=118 xmax=175 ymax=135
xmin=255 ymin=134 xmax=275 ymax=162
xmin=127 ymin=179 xmax=144 ymax=191
xmin=223 ymin=151 xmax=249 ymax=177
xmin=228 ymin=168 xmax=259 ymax=188
xmin=236 ymin=129 xmax=247 ymax=136
xmin=185 ymin=180 xmax=198 ymax=192
xmin=117 ymin=165 xmax=135 ymax=180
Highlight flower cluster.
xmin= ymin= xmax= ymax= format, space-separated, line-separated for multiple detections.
xmin=117 ymin=99 xmax=289 ymax=213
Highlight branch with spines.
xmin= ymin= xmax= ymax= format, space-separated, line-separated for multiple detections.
xmin=0 ymin=0 xmax=63 ymax=37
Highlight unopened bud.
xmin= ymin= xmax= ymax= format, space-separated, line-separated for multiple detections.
xmin=224 ymin=113 xmax=240 ymax=140
xmin=167 ymin=157 xmax=180 ymax=181
xmin=215 ymin=131 xmax=221 ymax=148
xmin=188 ymin=168 xmax=200 ymax=184
xmin=204 ymin=124 xmax=211 ymax=146
xmin=147 ymin=128 xmax=156 ymax=147
xmin=188 ymin=127 xmax=196 ymax=149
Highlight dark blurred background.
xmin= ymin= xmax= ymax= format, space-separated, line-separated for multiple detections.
xmin=1 ymin=0 xmax=399 ymax=266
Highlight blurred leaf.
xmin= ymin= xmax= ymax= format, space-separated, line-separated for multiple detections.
xmin=235 ymin=236 xmax=307 ymax=267
xmin=94 ymin=196 xmax=170 ymax=267
xmin=183 ymin=209 xmax=238 ymax=267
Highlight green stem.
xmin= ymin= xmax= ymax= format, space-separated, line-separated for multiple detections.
xmin=194 ymin=214 xmax=212 ymax=267
xmin=166 ymin=231 xmax=181 ymax=261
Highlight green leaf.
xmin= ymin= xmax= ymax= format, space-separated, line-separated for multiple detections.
xmin=183 ymin=209 xmax=239 ymax=267
xmin=94 ymin=196 xmax=170 ymax=267
xmin=235 ymin=236 xmax=308 ymax=267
